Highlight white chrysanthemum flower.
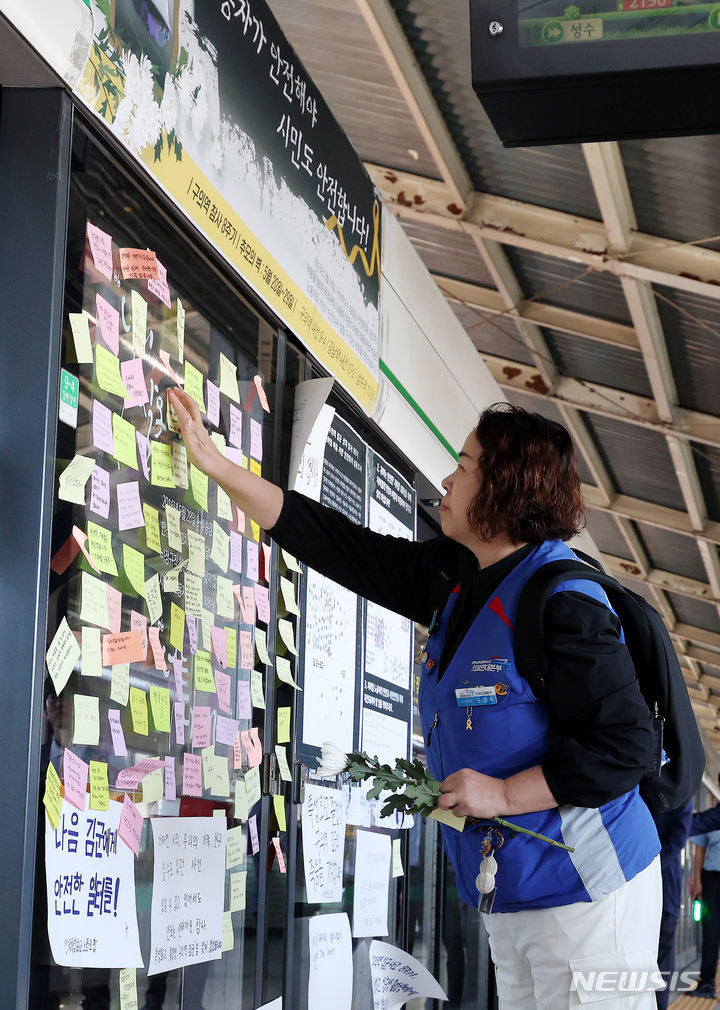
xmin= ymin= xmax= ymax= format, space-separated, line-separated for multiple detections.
xmin=191 ymin=86 xmax=208 ymax=142
xmin=121 ymin=51 xmax=142 ymax=97
xmin=159 ymin=73 xmax=179 ymax=132
xmin=210 ymin=133 xmax=225 ymax=172
xmin=113 ymin=51 xmax=162 ymax=155
xmin=316 ymin=742 xmax=349 ymax=778
xmin=127 ymin=92 xmax=162 ymax=155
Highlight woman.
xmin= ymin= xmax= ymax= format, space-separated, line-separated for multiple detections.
xmin=169 ymin=388 xmax=662 ymax=1009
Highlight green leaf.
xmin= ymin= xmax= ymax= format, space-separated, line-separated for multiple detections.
xmin=154 ymin=137 xmax=163 ymax=162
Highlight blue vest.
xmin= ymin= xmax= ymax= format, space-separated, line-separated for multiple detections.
xmin=419 ymin=540 xmax=660 ymax=913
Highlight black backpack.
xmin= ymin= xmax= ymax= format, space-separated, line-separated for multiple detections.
xmin=513 ymin=551 xmax=705 ymax=815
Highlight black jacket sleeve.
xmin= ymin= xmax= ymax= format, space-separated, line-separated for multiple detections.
xmin=540 ymin=591 xmax=655 ymax=808
xmin=268 ymin=490 xmax=473 ymax=626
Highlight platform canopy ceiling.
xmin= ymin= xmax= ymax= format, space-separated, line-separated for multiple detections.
xmin=270 ymin=0 xmax=720 ymax=763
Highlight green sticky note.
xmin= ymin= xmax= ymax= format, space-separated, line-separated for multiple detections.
xmin=112 ymin=412 xmax=138 ymax=470
xmin=169 ymin=602 xmax=185 ymax=653
xmin=130 ymin=686 xmax=149 ymax=735
xmin=149 ymin=685 xmax=171 ymax=732
xmin=143 ymin=503 xmax=162 ymax=553
xmin=87 ymin=521 xmax=118 ymax=575
xmin=151 ymin=441 xmax=175 ymax=487
xmin=216 ymin=575 xmax=234 ymax=620
xmin=89 ymin=760 xmax=110 ymax=811
xmin=277 ymin=706 xmax=291 ymax=744
xmin=122 ymin=543 xmax=146 ymax=597
xmin=73 ymin=694 xmax=100 ymax=746
xmin=190 ymin=464 xmax=209 ymax=512
xmin=194 ymin=650 xmax=216 ymax=692
xmin=184 ymin=360 xmax=206 ymax=412
xmin=96 ymin=343 xmax=129 ymax=398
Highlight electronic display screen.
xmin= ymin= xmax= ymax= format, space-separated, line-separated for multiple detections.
xmin=518 ymin=1 xmax=720 ymax=46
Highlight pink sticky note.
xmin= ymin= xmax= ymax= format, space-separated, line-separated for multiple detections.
xmin=130 ymin=610 xmax=148 ymax=658
xmin=121 ymin=358 xmax=149 ymax=408
xmin=215 ymin=669 xmax=231 ymax=714
xmin=108 ymin=709 xmax=127 ymax=757
xmin=216 ymin=715 xmax=240 ymax=747
xmin=211 ymin=626 xmax=228 ymax=669
xmin=186 ymin=615 xmax=198 ymax=655
xmin=172 ymin=659 xmax=184 ymax=700
xmin=233 ymin=505 xmax=246 ymax=535
xmin=229 ymin=404 xmax=243 ymax=448
xmin=254 ymin=374 xmax=270 ymax=412
xmin=249 ymin=418 xmax=262 ymax=462
xmin=254 ymin=585 xmax=270 ymax=624
xmin=246 ymin=541 xmax=259 ymax=582
xmin=192 ymin=706 xmax=211 ymax=748
xmin=86 ymin=222 xmax=113 ymax=281
xmin=173 ymin=702 xmax=185 ymax=745
xmin=226 ymin=447 xmax=243 ymax=468
xmin=119 ymin=793 xmax=143 ymax=856
xmin=72 ymin=525 xmax=100 ymax=574
xmin=182 ymin=752 xmax=202 ymax=797
xmin=95 ymin=293 xmax=120 ymax=354
xmin=63 ymin=748 xmax=89 ymax=810
xmin=106 ymin=584 xmax=122 ymax=634
xmin=164 ymin=755 xmax=177 ymax=800
xmin=89 ymin=466 xmax=110 ymax=518
xmin=147 ymin=258 xmax=171 ymax=308
xmin=236 ymin=680 xmax=252 ymax=720
xmin=158 ymin=349 xmax=182 ymax=385
xmin=117 ymin=481 xmax=145 ymax=531
xmin=239 ymin=630 xmax=253 ymax=670
xmin=272 ymin=836 xmax=286 ymax=873
xmin=233 ymin=733 xmax=243 ymax=769
xmin=249 ymin=814 xmax=259 ymax=854
xmin=92 ymin=399 xmax=114 ymax=455
xmin=206 ymin=380 xmax=220 ymax=427
xmin=241 ymin=586 xmax=256 ymax=626
xmin=229 ymin=532 xmax=243 ymax=574
xmin=136 ymin=431 xmax=150 ymax=481
xmin=240 ymin=728 xmax=262 ymax=767
xmin=148 ymin=626 xmax=167 ymax=671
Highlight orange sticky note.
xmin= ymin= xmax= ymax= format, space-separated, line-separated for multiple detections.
xmin=102 ymin=630 xmax=145 ymax=665
xmin=119 ymin=247 xmax=158 ymax=280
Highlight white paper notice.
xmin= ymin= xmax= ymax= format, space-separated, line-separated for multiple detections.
xmin=302 ymin=784 xmax=346 ymax=904
xmin=308 ymin=912 xmax=352 ymax=1010
xmin=369 ymin=940 xmax=447 ymax=1010
xmin=148 ymin=817 xmax=226 ymax=974
xmin=353 ymin=830 xmax=391 ymax=938
xmin=44 ymin=799 xmax=142 ymax=967
xmin=289 ymin=379 xmax=335 ymax=496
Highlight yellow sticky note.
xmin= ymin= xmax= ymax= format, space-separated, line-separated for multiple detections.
xmin=87 ymin=521 xmax=118 ymax=575
xmin=250 ymin=459 xmax=262 ymax=477
xmin=278 ymin=618 xmax=298 ymax=656
xmin=230 ymin=870 xmax=247 ymax=912
xmin=80 ymin=570 xmax=110 ymax=630
xmin=110 ymin=662 xmax=130 ymax=706
xmin=130 ymin=686 xmax=149 ymax=735
xmin=276 ymin=656 xmax=301 ymax=691
xmin=131 ymin=289 xmax=147 ymax=358
xmin=46 ymin=616 xmax=81 ymax=694
xmin=81 ymin=626 xmax=102 ymax=678
xmin=145 ymin=573 xmax=163 ymax=625
xmin=281 ymin=549 xmax=301 ymax=573
xmin=165 ymin=503 xmax=182 ymax=552
xmin=43 ymin=762 xmax=63 ymax=829
xmin=275 ymin=744 xmax=292 ymax=782
xmin=200 ymin=609 xmax=214 ymax=652
xmin=255 ymin=628 xmax=270 ymax=666
xmin=95 ymin=343 xmax=129 ymax=397
xmin=172 ymin=442 xmax=188 ymax=489
xmin=273 ymin=793 xmax=287 ymax=832
xmin=184 ymin=571 xmax=203 ymax=619
xmin=73 ymin=694 xmax=100 ymax=746
xmin=122 ymin=543 xmax=146 ymax=597
xmin=234 ymin=779 xmax=248 ymax=822
xmin=392 ymin=837 xmax=404 ymax=877
xmin=219 ymin=352 xmax=240 ymax=402
xmin=211 ymin=755 xmax=230 ymax=797
xmin=211 ymin=521 xmax=229 ymax=573
xmin=194 ymin=650 xmax=215 ymax=692
xmin=429 ymin=808 xmax=466 ymax=832
xmin=151 ymin=441 xmax=175 ymax=487
xmin=184 ymin=360 xmax=206 ymax=412
xmin=216 ymin=576 xmax=234 ymax=620
xmin=58 ymin=453 xmax=96 ymax=504
xmin=226 ymin=824 xmax=245 ymax=868
xmin=112 ymin=412 xmax=138 ymax=470
xmin=222 ymin=910 xmax=234 ymax=952
xmin=150 ymin=685 xmax=171 ymax=732
xmin=69 ymin=312 xmax=93 ymax=363
xmin=187 ymin=530 xmax=206 ymax=577
xmin=280 ymin=576 xmax=300 ymax=616
xmin=250 ymin=669 xmax=265 ymax=709
xmin=143 ymin=503 xmax=162 ymax=553
xmin=217 ymin=485 xmax=233 ymax=521
xmin=201 ymin=745 xmax=215 ymax=788
xmin=226 ymin=629 xmax=237 ymax=670
xmin=190 ymin=464 xmax=209 ymax=512
xmin=89 ymin=760 xmax=110 ymax=811
xmin=119 ymin=966 xmax=138 ymax=1010
xmin=141 ymin=768 xmax=164 ymax=802
xmin=250 ymin=519 xmax=260 ymax=542
xmin=169 ymin=602 xmax=185 ymax=653
xmin=277 ymin=707 xmax=291 ymax=744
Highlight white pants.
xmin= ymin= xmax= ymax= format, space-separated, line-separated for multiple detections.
xmin=482 ymin=856 xmax=662 ymax=1010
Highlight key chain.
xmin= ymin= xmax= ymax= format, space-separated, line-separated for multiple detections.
xmin=476 ymin=827 xmax=504 ymax=912
xmin=466 ymin=705 xmax=474 ymax=731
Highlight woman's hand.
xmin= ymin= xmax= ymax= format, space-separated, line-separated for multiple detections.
xmin=437 ymin=769 xmax=507 ymax=819
xmin=168 ymin=387 xmax=225 ymax=479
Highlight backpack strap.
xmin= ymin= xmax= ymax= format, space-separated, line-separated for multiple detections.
xmin=514 ymin=555 xmax=623 ymax=701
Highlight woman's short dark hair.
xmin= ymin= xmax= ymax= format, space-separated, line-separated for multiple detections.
xmin=468 ymin=403 xmax=585 ymax=544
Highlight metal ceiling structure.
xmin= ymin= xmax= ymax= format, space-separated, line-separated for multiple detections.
xmin=269 ymin=0 xmax=720 ymax=762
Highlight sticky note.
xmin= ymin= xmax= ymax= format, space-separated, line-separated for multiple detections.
xmin=211 ymin=755 xmax=230 ymax=797
xmin=151 ymin=441 xmax=175 ymax=487
xmin=164 ymin=755 xmax=176 ymax=801
xmin=255 ymin=629 xmax=270 ymax=666
xmin=163 ymin=559 xmax=186 ymax=594
xmin=226 ymin=824 xmax=245 ymax=869
xmin=184 ymin=359 xmax=206 ymax=412
xmin=216 ymin=576 xmax=235 ymax=620
xmin=222 ymin=910 xmax=234 ymax=952
xmin=130 ymin=686 xmax=149 ymax=735
xmin=172 ymin=441 xmax=188 ymax=489
xmin=145 ymin=573 xmax=163 ymax=625
xmin=276 ymin=656 xmax=301 ymax=691
xmin=186 ymin=615 xmax=197 ymax=656
xmin=102 ymin=630 xmax=144 ymax=666
xmin=200 ymin=609 xmax=214 ymax=652
xmin=87 ymin=521 xmax=117 ymax=575
xmin=250 ymin=669 xmax=265 ymax=710
xmin=229 ymin=403 xmax=243 ymax=448
xmin=249 ymin=417 xmax=263 ymax=461
xmin=64 ymin=748 xmax=89 ymax=811
xmin=68 ymin=311 xmax=93 ymax=363
xmin=182 ymin=752 xmax=202 ymax=797
xmin=191 ymin=705 xmax=211 ymax=748
xmin=193 ymin=650 xmax=215 ymax=692
xmin=110 ymin=663 xmax=130 ymax=706
xmin=429 ymin=808 xmax=466 ymax=832
xmin=95 ymin=293 xmax=119 ymax=354
xmin=73 ymin=694 xmax=100 ymax=746
xmin=89 ymin=465 xmax=110 ymax=518
xmin=215 ymin=669 xmax=231 ymax=713
xmin=230 ymin=870 xmax=247 ymax=912
xmin=150 ymin=686 xmax=171 ymax=732
xmin=229 ymin=532 xmax=243 ymax=574
xmin=116 ymin=484 xmax=145 ymax=533
xmin=121 ymin=547 xmax=145 ymax=600
xmin=255 ymin=584 xmax=271 ymax=623
xmin=279 ymin=576 xmax=299 ymax=616
xmin=86 ymin=222 xmax=113 ymax=281
xmin=147 ymin=258 xmax=171 ymax=307
xmin=281 ymin=549 xmax=301 ymax=573
xmin=46 ymin=617 xmax=80 ymax=694
xmin=131 ymin=609 xmax=147 ymax=655
xmin=119 ymin=246 xmax=158 ymax=280
xmin=217 ymin=485 xmax=233 ymax=522
xmin=108 ymin=709 xmax=127 ymax=756
xmin=89 ymin=760 xmax=110 ymax=811
xmin=211 ymin=521 xmax=230 ymax=573
xmin=226 ymin=629 xmax=237 ymax=671
xmin=81 ymin=626 xmax=102 ymax=679
xmin=249 ymin=815 xmax=259 ymax=855
xmin=245 ymin=764 xmax=261 ymax=808
xmin=119 ymin=793 xmax=143 ymax=856
xmin=141 ymin=768 xmax=164 ymax=803
xmin=131 ymin=289 xmax=147 ymax=357
xmin=165 ymin=503 xmax=182 ymax=551
xmin=190 ymin=464 xmax=209 ymax=512
xmin=392 ymin=837 xmax=404 ymax=877
xmin=112 ymin=412 xmax=138 ymax=470
xmin=121 ymin=357 xmax=148 ymax=407
xmin=275 ymin=745 xmax=292 ymax=782
xmin=175 ymin=298 xmax=185 ymax=362
xmin=143 ymin=503 xmax=162 ymax=553
xmin=106 ymin=583 xmax=122 ymax=634
xmin=273 ymin=794 xmax=286 ymax=832
xmin=219 ymin=352 xmax=240 ymax=402
xmin=253 ymin=374 xmax=270 ymax=412
xmin=43 ymin=762 xmax=63 ymax=829
xmin=236 ymin=585 xmax=255 ymax=626
xmin=216 ymin=715 xmax=239 ymax=747
xmin=277 ymin=707 xmax=291 ymax=744
xmin=246 ymin=540 xmax=259 ymax=582
xmin=119 ymin=967 xmax=138 ymax=1010
xmin=173 ymin=701 xmax=185 ymax=746
xmin=201 ymin=745 xmax=215 ymax=789
xmin=187 ymin=529 xmax=206 ymax=577
xmin=92 ymin=398 xmax=114 ymax=455
xmin=95 ymin=343 xmax=129 ymax=398
xmin=278 ymin=618 xmax=298 ymax=656
xmin=136 ymin=430 xmax=150 ymax=480
xmin=236 ymin=679 xmax=252 ymax=720
xmin=211 ymin=625 xmax=228 ymax=668
xmin=184 ymin=571 xmax=203 ymax=619
xmin=206 ymin=378 xmax=219 ymax=426
xmin=169 ymin=603 xmax=185 ymax=653
xmin=80 ymin=571 xmax=110 ymax=629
